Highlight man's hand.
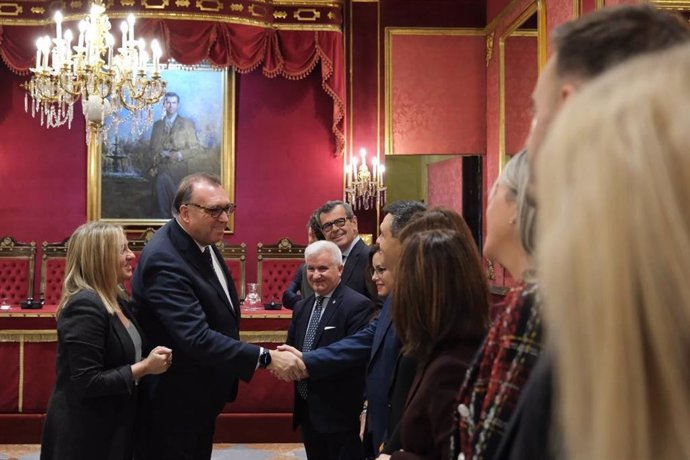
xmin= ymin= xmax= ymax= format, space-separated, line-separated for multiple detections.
xmin=267 ymin=349 xmax=308 ymax=381
xmin=276 ymin=344 xmax=303 ymax=360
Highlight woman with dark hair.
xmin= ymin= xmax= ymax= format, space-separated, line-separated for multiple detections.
xmin=282 ymin=211 xmax=326 ymax=309
xmin=379 ymin=227 xmax=489 ymax=460
xmin=41 ymin=222 xmax=171 ymax=460
xmin=365 ymin=243 xmax=389 ymax=315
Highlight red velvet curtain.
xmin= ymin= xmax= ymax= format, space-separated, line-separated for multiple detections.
xmin=0 ymin=21 xmax=345 ymax=156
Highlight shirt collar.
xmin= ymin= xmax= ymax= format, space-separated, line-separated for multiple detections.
xmin=342 ymin=236 xmax=361 ymax=258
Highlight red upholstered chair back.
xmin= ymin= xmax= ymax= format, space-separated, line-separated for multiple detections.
xmin=40 ymin=239 xmax=70 ymax=306
xmin=0 ymin=236 xmax=36 ymax=307
xmin=257 ymin=238 xmax=306 ymax=303
xmin=216 ymin=241 xmax=247 ymax=299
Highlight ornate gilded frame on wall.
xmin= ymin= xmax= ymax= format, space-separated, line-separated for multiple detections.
xmin=87 ymin=66 xmax=236 ymax=232
xmin=498 ymin=0 xmax=547 ymax=171
xmin=648 ymin=0 xmax=690 ymax=12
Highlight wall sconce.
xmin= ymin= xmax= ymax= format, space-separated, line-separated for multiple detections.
xmin=345 ymin=147 xmax=386 ymax=211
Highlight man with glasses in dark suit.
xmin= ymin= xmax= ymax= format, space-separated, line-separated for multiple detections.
xmin=316 ymin=200 xmax=372 ymax=299
xmin=132 ymin=172 xmax=304 ymax=460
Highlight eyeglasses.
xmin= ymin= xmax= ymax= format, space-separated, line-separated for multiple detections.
xmin=370 ymin=266 xmax=387 ymax=277
xmin=321 ymin=217 xmax=351 ymax=233
xmin=184 ymin=202 xmax=236 ymax=218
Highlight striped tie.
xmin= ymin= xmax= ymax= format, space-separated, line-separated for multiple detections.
xmin=297 ymin=296 xmax=325 ymax=399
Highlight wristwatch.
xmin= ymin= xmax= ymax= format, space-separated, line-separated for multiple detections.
xmin=259 ymin=349 xmax=272 ymax=368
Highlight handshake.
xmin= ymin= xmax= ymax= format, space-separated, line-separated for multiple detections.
xmin=264 ymin=345 xmax=309 ymax=381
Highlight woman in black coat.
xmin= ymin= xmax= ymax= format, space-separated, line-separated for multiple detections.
xmin=41 ymin=222 xmax=172 ymax=460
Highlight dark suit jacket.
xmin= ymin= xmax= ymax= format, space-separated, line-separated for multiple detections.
xmin=41 ymin=291 xmax=141 ymax=460
xmin=132 ymin=219 xmax=260 ymax=434
xmin=282 ymin=264 xmax=313 ymax=310
xmin=390 ymin=342 xmax=479 ymax=460
xmin=286 ymin=282 xmax=371 ymax=433
xmin=342 ymin=238 xmax=372 ymax=299
xmin=303 ymin=296 xmax=401 ymax=455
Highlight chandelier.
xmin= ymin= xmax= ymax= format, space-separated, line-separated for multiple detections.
xmin=23 ymin=1 xmax=166 ymax=137
xmin=345 ymin=148 xmax=386 ymax=211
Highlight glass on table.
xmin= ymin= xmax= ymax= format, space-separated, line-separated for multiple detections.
xmin=244 ymin=283 xmax=262 ymax=311
xmin=0 ymin=296 xmax=11 ymax=310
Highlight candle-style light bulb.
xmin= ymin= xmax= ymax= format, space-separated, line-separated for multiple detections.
xmin=35 ymin=38 xmax=43 ymax=69
xmin=64 ymin=29 xmax=73 ymax=57
xmin=78 ymin=20 xmax=86 ymax=49
xmin=151 ymin=39 xmax=161 ymax=73
xmin=106 ymin=33 xmax=114 ymax=66
xmin=127 ymin=14 xmax=135 ymax=43
xmin=120 ymin=21 xmax=128 ymax=48
xmin=54 ymin=11 xmax=63 ymax=41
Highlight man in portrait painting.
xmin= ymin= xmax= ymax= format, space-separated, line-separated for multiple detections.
xmin=148 ymin=91 xmax=200 ymax=218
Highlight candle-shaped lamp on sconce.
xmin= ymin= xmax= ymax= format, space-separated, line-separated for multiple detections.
xmin=345 ymin=146 xmax=386 ymax=211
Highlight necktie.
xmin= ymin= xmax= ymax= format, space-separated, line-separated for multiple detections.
xmin=297 ymin=296 xmax=325 ymax=399
xmin=203 ymin=247 xmax=213 ymax=268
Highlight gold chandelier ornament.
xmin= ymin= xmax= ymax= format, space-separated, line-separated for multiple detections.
xmin=345 ymin=147 xmax=386 ymax=211
xmin=23 ymin=1 xmax=166 ymax=138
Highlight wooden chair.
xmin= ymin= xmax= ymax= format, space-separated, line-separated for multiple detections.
xmin=0 ymin=236 xmax=37 ymax=307
xmin=256 ymin=238 xmax=306 ymax=304
xmin=216 ymin=241 xmax=247 ymax=299
xmin=40 ymin=238 xmax=70 ymax=305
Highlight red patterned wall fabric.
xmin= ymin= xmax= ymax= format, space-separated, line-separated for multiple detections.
xmin=505 ymin=35 xmax=538 ymax=155
xmin=0 ymin=22 xmax=345 ymax=156
xmin=427 ymin=157 xmax=463 ymax=213
xmin=390 ymin=33 xmax=486 ymax=155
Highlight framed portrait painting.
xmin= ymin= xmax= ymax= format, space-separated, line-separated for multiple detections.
xmin=87 ymin=65 xmax=235 ymax=232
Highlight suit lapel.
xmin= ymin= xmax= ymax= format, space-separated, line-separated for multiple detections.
xmin=169 ymin=220 xmax=237 ymax=318
xmin=312 ymin=283 xmax=343 ymax=347
xmin=341 ymin=239 xmax=363 ymax=284
xmin=209 ymin=244 xmax=239 ymax=319
xmin=370 ymin=298 xmax=393 ymax=367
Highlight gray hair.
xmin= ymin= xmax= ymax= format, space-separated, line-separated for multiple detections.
xmin=304 ymin=240 xmax=343 ymax=266
xmin=497 ymin=150 xmax=529 ymax=200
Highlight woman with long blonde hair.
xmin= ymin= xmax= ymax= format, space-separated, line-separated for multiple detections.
xmin=537 ymin=44 xmax=690 ymax=459
xmin=41 ymin=222 xmax=171 ymax=460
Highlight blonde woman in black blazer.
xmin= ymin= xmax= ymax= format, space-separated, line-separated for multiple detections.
xmin=41 ymin=222 xmax=171 ymax=460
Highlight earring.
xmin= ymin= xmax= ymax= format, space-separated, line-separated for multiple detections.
xmin=487 ymin=260 xmax=496 ymax=281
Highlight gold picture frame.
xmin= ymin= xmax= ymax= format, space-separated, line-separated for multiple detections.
xmin=87 ymin=65 xmax=235 ymax=232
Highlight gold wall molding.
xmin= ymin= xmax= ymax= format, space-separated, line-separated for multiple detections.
xmin=649 ymin=0 xmax=690 ymax=10
xmin=486 ymin=31 xmax=495 ymax=66
xmin=0 ymin=0 xmax=343 ymax=30
xmin=498 ymin=0 xmax=546 ymax=172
